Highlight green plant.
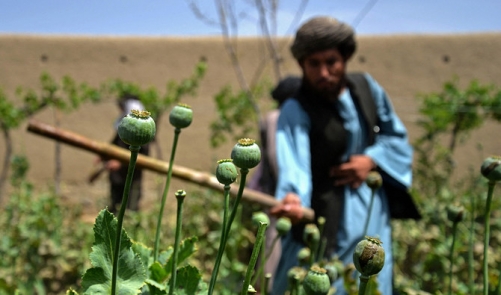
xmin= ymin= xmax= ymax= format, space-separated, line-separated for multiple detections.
xmin=0 ymin=73 xmax=101 ymax=200
xmin=393 ymin=77 xmax=501 ymax=294
xmin=209 ymin=81 xmax=271 ymax=148
xmin=0 ymin=155 xmax=93 ymax=295
xmin=413 ymin=77 xmax=501 ymax=198
xmin=154 ymin=104 xmax=193 ymax=262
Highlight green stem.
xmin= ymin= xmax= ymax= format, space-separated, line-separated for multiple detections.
xmin=207 ymin=185 xmax=231 ymax=295
xmin=168 ymin=191 xmax=186 ymax=295
xmin=241 ymin=222 xmax=268 ymax=295
xmin=309 ymin=237 xmax=319 ymax=266
xmin=358 ymin=275 xmax=370 ymax=295
xmin=263 ymin=274 xmax=271 ymax=295
xmin=208 ymin=169 xmax=249 ymax=295
xmin=111 ymin=145 xmax=140 ymax=295
xmin=318 ymin=237 xmax=327 ymax=262
xmin=222 ymin=185 xmax=231 ymax=239
xmin=496 ymin=264 xmax=501 ymax=295
xmin=448 ymin=221 xmax=459 ymax=295
xmin=154 ymin=128 xmax=181 ymax=262
xmin=469 ymin=195 xmax=476 ymax=295
xmin=363 ymin=189 xmax=376 ymax=238
xmin=483 ymin=182 xmax=495 ymax=295
xmin=317 ymin=218 xmax=326 ymax=261
xmin=260 ymin=230 xmax=266 ymax=291
xmin=251 ymin=234 xmax=280 ymax=286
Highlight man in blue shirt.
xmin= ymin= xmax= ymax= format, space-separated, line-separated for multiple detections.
xmin=269 ymin=16 xmax=414 ymax=295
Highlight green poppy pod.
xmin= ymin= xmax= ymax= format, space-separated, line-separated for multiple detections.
xmin=321 ymin=261 xmax=339 ymax=284
xmin=353 ymin=236 xmax=385 ymax=277
xmin=303 ymin=223 xmax=321 ymax=246
xmin=366 ymin=171 xmax=383 ymax=190
xmin=118 ymin=110 xmax=156 ymax=147
xmin=302 ymin=266 xmax=331 ymax=295
xmin=169 ymin=103 xmax=193 ymax=129
xmin=297 ymin=247 xmax=311 ymax=266
xmin=447 ymin=203 xmax=465 ymax=223
xmin=481 ymin=156 xmax=501 ymax=182
xmin=215 ymin=159 xmax=238 ymax=185
xmin=230 ymin=138 xmax=261 ymax=169
xmin=276 ymin=217 xmax=292 ymax=236
xmin=287 ymin=266 xmax=307 ymax=287
xmin=252 ymin=212 xmax=270 ymax=228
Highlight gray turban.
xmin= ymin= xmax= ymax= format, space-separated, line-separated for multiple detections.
xmin=290 ymin=16 xmax=356 ymax=61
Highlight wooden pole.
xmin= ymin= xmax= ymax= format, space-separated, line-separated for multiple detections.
xmin=27 ymin=120 xmax=315 ymax=222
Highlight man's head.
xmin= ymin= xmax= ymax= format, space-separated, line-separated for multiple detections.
xmin=291 ymin=17 xmax=356 ymax=97
xmin=291 ymin=16 xmax=356 ymax=63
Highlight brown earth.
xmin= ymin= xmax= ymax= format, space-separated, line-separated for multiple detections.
xmin=0 ymin=33 xmax=500 ymax=218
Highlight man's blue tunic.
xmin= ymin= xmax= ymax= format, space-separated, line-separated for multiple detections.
xmin=272 ymin=73 xmax=413 ymax=295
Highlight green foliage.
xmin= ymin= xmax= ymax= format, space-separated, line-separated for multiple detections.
xmin=103 ymin=60 xmax=207 ymax=122
xmin=0 ymin=71 xmax=101 ymax=131
xmin=16 ymin=72 xmax=102 ymax=115
xmin=210 ymin=79 xmax=272 ymax=148
xmin=0 ymin=156 xmax=93 ymax=295
xmin=413 ymin=77 xmax=501 ymax=196
xmin=82 ymin=210 xmax=147 ymax=294
xmin=392 ymin=77 xmax=501 ymax=294
xmin=182 ymin=188 xmax=254 ymax=294
xmin=80 ymin=210 xmax=208 ymax=295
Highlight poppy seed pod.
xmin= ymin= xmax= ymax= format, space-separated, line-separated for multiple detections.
xmin=118 ymin=109 xmax=156 ymax=147
xmin=252 ymin=212 xmax=270 ymax=228
xmin=481 ymin=156 xmax=501 ymax=182
xmin=303 ymin=223 xmax=321 ymax=246
xmin=287 ymin=266 xmax=307 ymax=287
xmin=276 ymin=217 xmax=292 ymax=236
xmin=297 ymin=247 xmax=311 ymax=266
xmin=366 ymin=171 xmax=383 ymax=190
xmin=321 ymin=261 xmax=339 ymax=284
xmin=230 ymin=138 xmax=261 ymax=170
xmin=215 ymin=159 xmax=238 ymax=185
xmin=353 ymin=236 xmax=385 ymax=277
xmin=302 ymin=266 xmax=331 ymax=295
xmin=169 ymin=103 xmax=193 ymax=129
xmin=447 ymin=204 xmax=465 ymax=223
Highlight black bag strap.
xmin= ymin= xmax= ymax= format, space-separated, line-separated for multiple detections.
xmin=347 ymin=72 xmax=378 ymax=145
xmin=347 ymin=72 xmax=421 ymax=220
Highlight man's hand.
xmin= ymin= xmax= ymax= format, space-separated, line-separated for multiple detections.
xmin=330 ymin=155 xmax=375 ymax=188
xmin=105 ymin=159 xmax=122 ymax=171
xmin=269 ymin=193 xmax=304 ymax=224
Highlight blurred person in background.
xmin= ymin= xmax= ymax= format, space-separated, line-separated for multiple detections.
xmin=92 ymin=94 xmax=150 ymax=213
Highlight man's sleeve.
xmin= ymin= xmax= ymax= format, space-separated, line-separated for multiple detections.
xmin=362 ymin=73 xmax=413 ymax=188
xmin=274 ymin=100 xmax=313 ymax=207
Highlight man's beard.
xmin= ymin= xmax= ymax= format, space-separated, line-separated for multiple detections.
xmin=304 ymin=76 xmax=346 ymax=101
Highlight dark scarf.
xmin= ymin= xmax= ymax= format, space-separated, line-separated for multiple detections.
xmin=290 ymin=76 xmax=374 ymax=257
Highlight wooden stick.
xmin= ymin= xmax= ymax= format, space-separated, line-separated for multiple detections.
xmin=27 ymin=119 xmax=315 ymax=222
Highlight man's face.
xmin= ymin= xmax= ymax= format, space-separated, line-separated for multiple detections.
xmin=300 ymin=48 xmax=347 ymax=95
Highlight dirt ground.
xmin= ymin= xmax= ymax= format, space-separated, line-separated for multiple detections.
xmin=1 ymin=33 xmax=501 ymax=219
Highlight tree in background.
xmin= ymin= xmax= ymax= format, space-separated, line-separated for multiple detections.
xmin=413 ymin=77 xmax=501 ymax=199
xmin=0 ymin=73 xmax=101 ymax=200
xmin=101 ymin=59 xmax=207 ymax=160
xmin=188 ymin=0 xmax=309 ymax=147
